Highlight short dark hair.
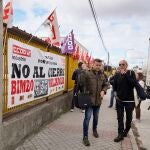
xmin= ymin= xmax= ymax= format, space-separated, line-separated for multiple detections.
xmin=94 ymin=59 xmax=102 ymax=63
xmin=137 ymin=72 xmax=143 ymax=80
xmin=78 ymin=62 xmax=83 ymax=68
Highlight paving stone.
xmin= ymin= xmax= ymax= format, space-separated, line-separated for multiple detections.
xmin=15 ymin=90 xmax=135 ymax=150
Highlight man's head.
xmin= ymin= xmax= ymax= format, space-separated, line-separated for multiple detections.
xmin=81 ymin=62 xmax=88 ymax=70
xmin=78 ymin=62 xmax=83 ymax=68
xmin=118 ymin=60 xmax=128 ymax=71
xmin=136 ymin=72 xmax=143 ymax=80
xmin=92 ymin=59 xmax=103 ymax=72
xmin=116 ymin=67 xmax=120 ymax=72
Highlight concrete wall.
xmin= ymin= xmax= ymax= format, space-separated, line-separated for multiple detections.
xmin=1 ymin=92 xmax=72 ymax=150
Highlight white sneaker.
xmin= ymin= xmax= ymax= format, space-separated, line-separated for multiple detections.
xmin=70 ymin=109 xmax=74 ymax=112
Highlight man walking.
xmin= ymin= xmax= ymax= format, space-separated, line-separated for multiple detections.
xmin=70 ymin=62 xmax=83 ymax=112
xmin=79 ymin=59 xmax=108 ymax=146
xmin=108 ymin=74 xmax=115 ymax=108
xmin=113 ymin=60 xmax=136 ymax=142
xmin=108 ymin=67 xmax=120 ymax=108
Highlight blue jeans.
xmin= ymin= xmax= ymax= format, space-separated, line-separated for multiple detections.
xmin=83 ymin=106 xmax=100 ymax=137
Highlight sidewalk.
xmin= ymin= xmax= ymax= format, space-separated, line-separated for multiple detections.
xmin=15 ymin=91 xmax=137 ymax=150
xmin=132 ymin=99 xmax=150 ymax=150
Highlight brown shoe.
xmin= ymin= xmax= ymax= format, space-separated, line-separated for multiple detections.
xmin=83 ymin=136 xmax=90 ymax=146
xmin=93 ymin=130 xmax=99 ymax=138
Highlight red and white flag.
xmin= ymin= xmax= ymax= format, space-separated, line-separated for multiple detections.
xmin=85 ymin=52 xmax=90 ymax=62
xmin=43 ymin=10 xmax=60 ymax=47
xmin=3 ymin=0 xmax=13 ymax=28
xmin=41 ymin=37 xmax=51 ymax=44
xmin=73 ymin=45 xmax=80 ymax=59
xmin=88 ymin=52 xmax=92 ymax=63
xmin=81 ymin=50 xmax=85 ymax=62
xmin=90 ymin=57 xmax=94 ymax=64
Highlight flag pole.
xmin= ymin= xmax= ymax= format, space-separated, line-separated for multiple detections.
xmin=3 ymin=0 xmax=13 ymax=51
xmin=3 ymin=25 xmax=8 ymax=52
xmin=26 ymin=25 xmax=43 ymax=44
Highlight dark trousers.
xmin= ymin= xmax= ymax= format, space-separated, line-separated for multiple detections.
xmin=71 ymin=85 xmax=78 ymax=109
xmin=83 ymin=106 xmax=100 ymax=137
xmin=109 ymin=89 xmax=115 ymax=107
xmin=116 ymin=101 xmax=135 ymax=135
xmin=135 ymin=101 xmax=141 ymax=119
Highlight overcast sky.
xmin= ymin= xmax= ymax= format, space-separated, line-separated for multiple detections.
xmin=3 ymin=0 xmax=150 ymax=68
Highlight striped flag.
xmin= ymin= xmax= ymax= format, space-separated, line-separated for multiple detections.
xmin=61 ymin=30 xmax=75 ymax=54
xmin=3 ymin=0 xmax=13 ymax=28
xmin=81 ymin=50 xmax=85 ymax=61
xmin=85 ymin=52 xmax=90 ymax=62
xmin=43 ymin=10 xmax=60 ymax=47
xmin=74 ymin=45 xmax=80 ymax=59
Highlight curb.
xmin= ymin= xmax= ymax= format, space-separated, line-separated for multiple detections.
xmin=130 ymin=128 xmax=139 ymax=150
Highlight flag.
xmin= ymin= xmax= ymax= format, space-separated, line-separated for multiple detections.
xmin=74 ymin=45 xmax=80 ymax=59
xmin=3 ymin=0 xmax=13 ymax=28
xmin=81 ymin=50 xmax=85 ymax=61
xmin=41 ymin=37 xmax=51 ymax=44
xmin=43 ymin=10 xmax=60 ymax=47
xmin=85 ymin=52 xmax=90 ymax=62
xmin=70 ymin=44 xmax=76 ymax=58
xmin=90 ymin=57 xmax=94 ymax=64
xmin=88 ymin=52 xmax=92 ymax=63
xmin=61 ymin=30 xmax=75 ymax=54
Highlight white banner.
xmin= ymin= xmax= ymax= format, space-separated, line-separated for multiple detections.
xmin=8 ymin=38 xmax=65 ymax=108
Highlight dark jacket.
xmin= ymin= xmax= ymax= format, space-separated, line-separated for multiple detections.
xmin=72 ymin=68 xmax=82 ymax=84
xmin=78 ymin=69 xmax=108 ymax=106
xmin=109 ymin=75 xmax=115 ymax=86
xmin=113 ymin=70 xmax=136 ymax=101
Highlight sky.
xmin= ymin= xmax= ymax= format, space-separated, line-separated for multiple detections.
xmin=3 ymin=0 xmax=150 ymax=68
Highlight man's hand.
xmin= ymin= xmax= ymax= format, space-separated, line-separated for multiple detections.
xmin=120 ymin=69 xmax=127 ymax=74
xmin=100 ymin=91 xmax=105 ymax=98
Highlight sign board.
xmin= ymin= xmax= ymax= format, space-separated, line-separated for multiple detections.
xmin=8 ymin=38 xmax=65 ymax=108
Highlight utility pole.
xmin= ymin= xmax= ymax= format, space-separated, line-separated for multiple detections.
xmin=0 ymin=0 xmax=4 ymax=149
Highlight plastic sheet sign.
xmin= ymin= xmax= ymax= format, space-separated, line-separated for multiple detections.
xmin=7 ymin=38 xmax=65 ymax=108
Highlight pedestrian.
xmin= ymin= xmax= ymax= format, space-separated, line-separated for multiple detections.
xmin=70 ymin=62 xmax=83 ymax=112
xmin=79 ymin=59 xmax=108 ymax=146
xmin=80 ymin=62 xmax=89 ymax=113
xmin=113 ymin=60 xmax=136 ymax=142
xmin=108 ymin=67 xmax=120 ymax=108
xmin=101 ymin=64 xmax=109 ymax=82
xmin=81 ymin=61 xmax=89 ymax=70
xmin=108 ymin=74 xmax=115 ymax=108
xmin=134 ymin=72 xmax=145 ymax=120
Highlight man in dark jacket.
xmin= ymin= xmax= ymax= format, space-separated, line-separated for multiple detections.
xmin=79 ymin=59 xmax=108 ymax=146
xmin=108 ymin=67 xmax=120 ymax=108
xmin=108 ymin=75 xmax=115 ymax=108
xmin=70 ymin=62 xmax=83 ymax=111
xmin=113 ymin=60 xmax=136 ymax=142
